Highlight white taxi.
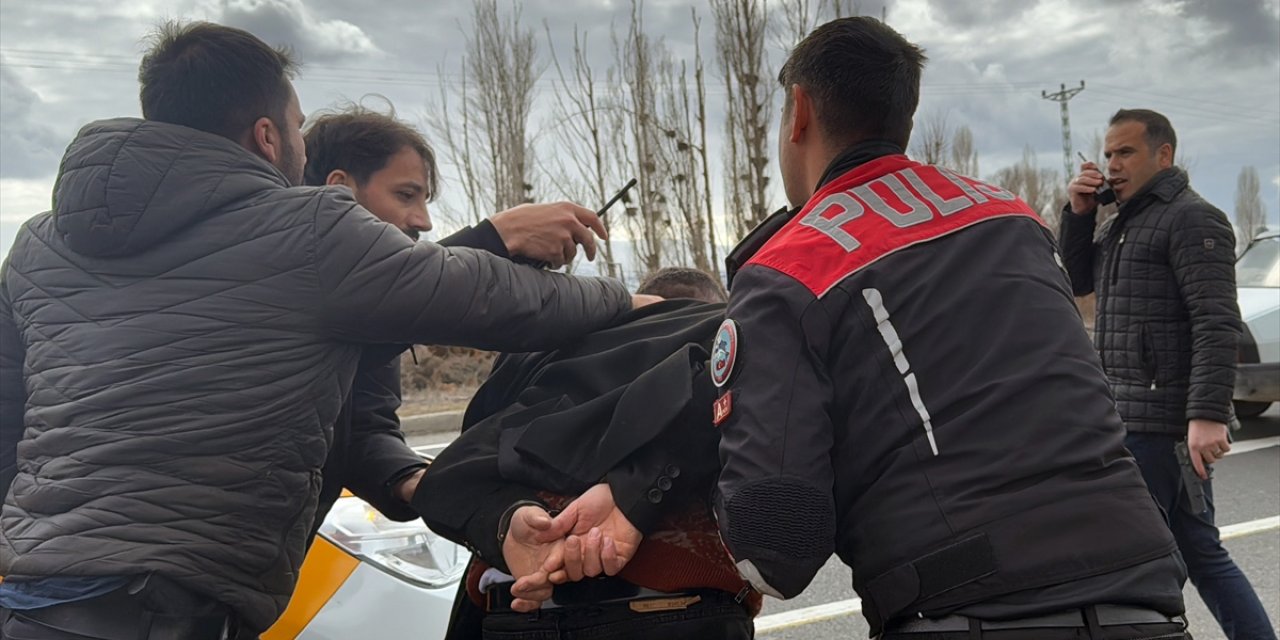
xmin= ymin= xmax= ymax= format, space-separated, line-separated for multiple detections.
xmin=263 ymin=446 xmax=466 ymax=640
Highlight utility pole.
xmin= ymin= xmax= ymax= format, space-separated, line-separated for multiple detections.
xmin=1042 ymin=81 xmax=1085 ymax=179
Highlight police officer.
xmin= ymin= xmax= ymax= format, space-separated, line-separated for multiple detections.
xmin=711 ymin=18 xmax=1191 ymax=639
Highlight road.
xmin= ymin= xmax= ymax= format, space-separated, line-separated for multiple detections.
xmin=412 ymin=408 xmax=1280 ymax=639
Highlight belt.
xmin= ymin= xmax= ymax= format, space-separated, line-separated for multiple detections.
xmin=486 ymin=577 xmax=714 ymax=613
xmin=887 ymin=605 xmax=1181 ymax=633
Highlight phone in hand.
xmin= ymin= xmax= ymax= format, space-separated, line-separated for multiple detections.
xmin=1078 ymin=152 xmax=1116 ymax=206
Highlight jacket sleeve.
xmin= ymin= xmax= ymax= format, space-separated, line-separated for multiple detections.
xmin=412 ymin=412 xmax=543 ymax=573
xmin=1058 ymin=204 xmax=1098 ymax=296
xmin=439 ymin=220 xmax=509 ymax=258
xmin=312 ymin=193 xmax=631 ymax=351
xmin=713 ymin=265 xmax=836 ymax=599
xmin=1169 ymin=202 xmax=1241 ymax=424
xmin=343 ymin=355 xmax=425 ymax=521
xmin=0 ymin=261 xmax=26 ymax=498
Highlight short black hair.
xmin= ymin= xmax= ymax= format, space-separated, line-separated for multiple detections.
xmin=636 ymin=268 xmax=727 ymax=304
xmin=778 ymin=17 xmax=927 ymax=149
xmin=139 ymin=21 xmax=298 ymax=141
xmin=1109 ymin=109 xmax=1177 ymax=156
xmin=302 ymin=101 xmax=440 ymax=199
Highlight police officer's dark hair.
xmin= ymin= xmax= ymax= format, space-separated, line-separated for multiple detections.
xmin=636 ymin=268 xmax=728 ymax=304
xmin=778 ymin=17 xmax=927 ymax=149
xmin=302 ymin=102 xmax=440 ymax=199
xmin=139 ymin=21 xmax=298 ymax=142
xmin=1109 ymin=109 xmax=1177 ymax=156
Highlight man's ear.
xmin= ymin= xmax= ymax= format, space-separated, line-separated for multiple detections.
xmin=250 ymin=116 xmax=280 ymax=165
xmin=789 ymin=84 xmax=812 ymax=144
xmin=1156 ymin=143 xmax=1175 ymax=169
xmin=325 ymin=169 xmax=353 ymax=188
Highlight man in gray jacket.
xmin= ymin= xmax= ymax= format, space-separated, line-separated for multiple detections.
xmin=0 ymin=21 xmax=646 ymax=639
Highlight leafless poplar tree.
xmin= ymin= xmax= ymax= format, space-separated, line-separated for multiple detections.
xmin=713 ymin=0 xmax=775 ymax=240
xmin=949 ymin=125 xmax=979 ymax=176
xmin=427 ymin=0 xmax=541 ymax=221
xmin=543 ymin=25 xmax=625 ymax=276
xmin=1235 ymin=166 xmax=1267 ymax=247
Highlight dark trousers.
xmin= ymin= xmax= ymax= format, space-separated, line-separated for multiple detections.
xmin=0 ymin=577 xmax=237 ymax=640
xmin=480 ymin=589 xmax=753 ymax=640
xmin=1125 ymin=432 xmax=1277 ymax=640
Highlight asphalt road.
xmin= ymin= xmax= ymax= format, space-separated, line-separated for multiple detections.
xmin=411 ymin=408 xmax=1280 ymax=640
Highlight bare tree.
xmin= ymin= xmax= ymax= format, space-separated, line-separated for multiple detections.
xmin=1235 ymin=166 xmax=1267 ymax=247
xmin=543 ymin=25 xmax=625 ymax=276
xmin=775 ymin=0 xmax=864 ymax=48
xmin=614 ymin=0 xmax=672 ymax=276
xmin=910 ymin=110 xmax=951 ymax=165
xmin=428 ymin=0 xmax=541 ymax=220
xmin=692 ymin=10 xmax=721 ymax=279
xmin=990 ymin=146 xmax=1067 ymax=232
xmin=427 ymin=62 xmax=485 ymax=226
xmin=714 ymin=0 xmax=775 ymax=239
xmin=948 ymin=125 xmax=979 ymax=176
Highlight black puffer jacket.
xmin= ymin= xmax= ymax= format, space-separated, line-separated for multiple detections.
xmin=0 ymin=118 xmax=630 ymax=631
xmin=1060 ymin=168 xmax=1241 ymax=433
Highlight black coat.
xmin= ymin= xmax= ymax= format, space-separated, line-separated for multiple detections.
xmin=414 ymin=300 xmax=725 ymax=567
xmin=1060 ymin=168 xmax=1241 ymax=432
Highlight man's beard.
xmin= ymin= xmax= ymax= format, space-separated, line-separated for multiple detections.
xmin=279 ymin=136 xmax=304 ymax=187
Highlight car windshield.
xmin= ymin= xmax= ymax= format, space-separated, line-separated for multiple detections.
xmin=1237 ymin=236 xmax=1280 ymax=288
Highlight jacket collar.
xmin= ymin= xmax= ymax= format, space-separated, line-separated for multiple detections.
xmin=724 ymin=140 xmax=905 ymax=286
xmin=815 ymin=140 xmax=906 ymax=190
xmin=1121 ymin=167 xmax=1188 ymax=214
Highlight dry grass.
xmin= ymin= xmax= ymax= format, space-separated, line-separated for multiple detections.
xmin=399 ymin=346 xmax=495 ymax=415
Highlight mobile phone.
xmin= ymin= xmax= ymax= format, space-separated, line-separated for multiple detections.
xmin=1077 ymin=152 xmax=1116 ymax=206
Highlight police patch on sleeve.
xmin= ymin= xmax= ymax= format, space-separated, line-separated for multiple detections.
xmin=711 ymin=319 xmax=739 ymax=388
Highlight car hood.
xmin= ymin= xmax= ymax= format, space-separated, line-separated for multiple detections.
xmin=1238 ymin=287 xmax=1280 ymax=322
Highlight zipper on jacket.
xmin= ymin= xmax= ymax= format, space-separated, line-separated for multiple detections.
xmin=1109 ymin=231 xmax=1126 ymax=286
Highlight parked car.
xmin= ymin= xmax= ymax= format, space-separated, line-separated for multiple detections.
xmin=1234 ymin=229 xmax=1280 ymax=418
xmin=263 ymin=445 xmax=466 ymax=640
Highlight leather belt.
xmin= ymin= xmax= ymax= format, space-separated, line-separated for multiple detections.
xmin=486 ymin=577 xmax=704 ymax=613
xmin=887 ymin=604 xmax=1180 ymax=633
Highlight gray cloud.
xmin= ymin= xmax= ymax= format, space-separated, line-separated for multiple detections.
xmin=0 ymin=64 xmax=63 ymax=178
xmin=1181 ymin=0 xmax=1279 ymax=63
xmin=217 ymin=0 xmax=382 ymax=64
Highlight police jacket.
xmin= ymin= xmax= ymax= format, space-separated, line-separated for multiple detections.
xmin=0 ymin=118 xmax=631 ymax=632
xmin=712 ymin=142 xmax=1179 ymax=633
xmin=1059 ymin=168 xmax=1241 ymax=433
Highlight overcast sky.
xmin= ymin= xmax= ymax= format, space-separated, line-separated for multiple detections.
xmin=2 ymin=0 xmax=1278 ymax=262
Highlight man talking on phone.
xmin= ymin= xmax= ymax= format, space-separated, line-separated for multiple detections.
xmin=1061 ymin=109 xmax=1275 ymax=640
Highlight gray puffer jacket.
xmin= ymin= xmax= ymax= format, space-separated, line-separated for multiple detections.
xmin=0 ymin=118 xmax=630 ymax=631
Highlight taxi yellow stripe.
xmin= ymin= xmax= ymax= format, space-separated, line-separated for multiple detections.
xmin=262 ymin=537 xmax=360 ymax=640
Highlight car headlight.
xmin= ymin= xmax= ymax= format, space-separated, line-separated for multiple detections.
xmin=318 ymin=496 xmax=467 ymax=589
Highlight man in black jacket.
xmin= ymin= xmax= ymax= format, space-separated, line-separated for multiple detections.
xmin=712 ymin=18 xmax=1189 ymax=639
xmin=417 ymin=271 xmax=755 ymax=639
xmin=1061 ymin=109 xmax=1275 ymax=640
xmin=299 ymin=106 xmax=614 ymax=537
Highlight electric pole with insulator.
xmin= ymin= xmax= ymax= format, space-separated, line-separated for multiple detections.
xmin=1042 ymin=81 xmax=1086 ymax=179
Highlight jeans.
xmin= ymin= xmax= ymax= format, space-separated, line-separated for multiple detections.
xmin=1125 ymin=432 xmax=1277 ymax=640
xmin=480 ymin=589 xmax=753 ymax=639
